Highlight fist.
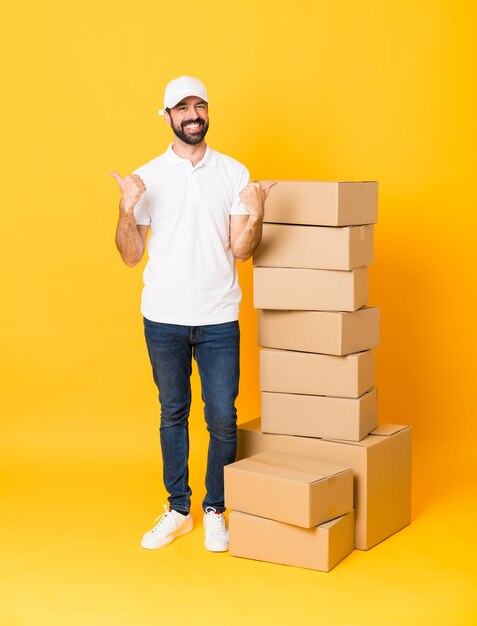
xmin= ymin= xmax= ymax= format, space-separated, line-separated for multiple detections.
xmin=239 ymin=181 xmax=277 ymax=219
xmin=110 ymin=171 xmax=146 ymax=214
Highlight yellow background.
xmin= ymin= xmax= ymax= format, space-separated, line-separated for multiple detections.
xmin=1 ymin=1 xmax=476 ymax=624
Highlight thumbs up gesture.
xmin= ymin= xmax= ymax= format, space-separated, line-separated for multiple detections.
xmin=239 ymin=181 xmax=277 ymax=220
xmin=109 ymin=172 xmax=146 ymax=215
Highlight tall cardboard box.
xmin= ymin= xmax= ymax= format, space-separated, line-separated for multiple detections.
xmin=258 ymin=307 xmax=380 ymax=356
xmin=236 ymin=418 xmax=411 ymax=551
xmin=253 ymin=223 xmax=374 ymax=270
xmin=260 ymin=180 xmax=378 ymax=226
xmin=229 ymin=510 xmax=355 ymax=572
xmin=260 ymin=348 xmax=375 ymax=398
xmin=254 ymin=266 xmax=368 ymax=311
xmin=261 ymin=388 xmax=378 ymax=441
xmin=224 ymin=451 xmax=353 ymax=528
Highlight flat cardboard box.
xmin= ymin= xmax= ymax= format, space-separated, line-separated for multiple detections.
xmin=260 ymin=180 xmax=378 ymax=226
xmin=258 ymin=307 xmax=380 ymax=356
xmin=254 ymin=266 xmax=368 ymax=312
xmin=260 ymin=348 xmax=375 ymax=398
xmin=261 ymin=388 xmax=378 ymax=441
xmin=236 ymin=418 xmax=411 ymax=550
xmin=253 ymin=223 xmax=374 ymax=271
xmin=229 ymin=510 xmax=355 ymax=572
xmin=224 ymin=451 xmax=353 ymax=528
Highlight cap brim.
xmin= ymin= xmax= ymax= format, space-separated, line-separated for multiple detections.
xmin=165 ymin=91 xmax=208 ymax=110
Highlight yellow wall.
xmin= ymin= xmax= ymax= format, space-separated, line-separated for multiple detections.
xmin=2 ymin=0 xmax=476 ymax=505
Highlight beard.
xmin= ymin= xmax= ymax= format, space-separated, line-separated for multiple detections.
xmin=171 ymin=117 xmax=209 ymax=145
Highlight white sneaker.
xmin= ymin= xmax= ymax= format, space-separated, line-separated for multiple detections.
xmin=141 ymin=505 xmax=193 ymax=550
xmin=203 ymin=507 xmax=229 ymax=552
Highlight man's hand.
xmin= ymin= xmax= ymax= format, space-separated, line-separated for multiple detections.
xmin=239 ymin=181 xmax=277 ymax=221
xmin=110 ymin=172 xmax=146 ymax=214
xmin=231 ymin=181 xmax=277 ymax=262
xmin=111 ymin=171 xmax=148 ymax=267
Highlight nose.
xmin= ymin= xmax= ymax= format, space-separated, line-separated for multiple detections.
xmin=193 ymin=105 xmax=205 ymax=120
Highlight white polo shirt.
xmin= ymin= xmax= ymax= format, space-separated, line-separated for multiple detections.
xmin=133 ymin=144 xmax=250 ymax=326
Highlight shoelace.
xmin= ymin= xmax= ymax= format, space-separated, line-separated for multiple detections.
xmin=149 ymin=504 xmax=175 ymax=534
xmin=204 ymin=507 xmax=226 ymax=535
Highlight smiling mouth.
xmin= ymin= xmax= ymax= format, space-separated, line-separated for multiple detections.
xmin=183 ymin=121 xmax=203 ymax=132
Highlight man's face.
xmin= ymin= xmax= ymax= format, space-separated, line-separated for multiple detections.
xmin=166 ymin=96 xmax=209 ymax=145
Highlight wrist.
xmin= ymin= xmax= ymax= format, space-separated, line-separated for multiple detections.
xmin=119 ymin=207 xmax=135 ymax=222
xmin=119 ymin=201 xmax=135 ymax=216
xmin=247 ymin=214 xmax=263 ymax=226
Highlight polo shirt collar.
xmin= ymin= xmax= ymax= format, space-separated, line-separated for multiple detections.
xmin=164 ymin=143 xmax=218 ymax=168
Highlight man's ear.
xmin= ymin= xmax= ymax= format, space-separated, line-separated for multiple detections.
xmin=164 ymin=109 xmax=172 ymax=127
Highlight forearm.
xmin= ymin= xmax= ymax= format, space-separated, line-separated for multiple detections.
xmin=232 ymin=216 xmax=263 ymax=262
xmin=115 ymin=211 xmax=144 ymax=267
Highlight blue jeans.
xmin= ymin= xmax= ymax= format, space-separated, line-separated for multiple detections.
xmin=143 ymin=318 xmax=240 ymax=514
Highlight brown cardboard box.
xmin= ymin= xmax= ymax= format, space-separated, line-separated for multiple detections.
xmin=236 ymin=418 xmax=411 ymax=550
xmin=260 ymin=180 xmax=378 ymax=226
xmin=224 ymin=451 xmax=353 ymax=528
xmin=229 ymin=510 xmax=355 ymax=572
xmin=261 ymin=388 xmax=377 ymax=441
xmin=253 ymin=223 xmax=374 ymax=271
xmin=254 ymin=266 xmax=368 ymax=312
xmin=258 ymin=307 xmax=380 ymax=356
xmin=260 ymin=348 xmax=375 ymax=398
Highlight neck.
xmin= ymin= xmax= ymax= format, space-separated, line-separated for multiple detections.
xmin=171 ymin=139 xmax=207 ymax=167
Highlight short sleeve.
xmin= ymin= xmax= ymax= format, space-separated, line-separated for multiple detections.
xmin=230 ymin=166 xmax=250 ymax=216
xmin=133 ymin=194 xmax=151 ymax=225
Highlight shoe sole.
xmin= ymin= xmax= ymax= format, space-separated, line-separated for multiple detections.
xmin=141 ymin=516 xmax=193 ymax=550
xmin=204 ymin=542 xmax=229 ymax=552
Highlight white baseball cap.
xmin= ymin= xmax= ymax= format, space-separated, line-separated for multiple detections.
xmin=158 ymin=76 xmax=208 ymax=115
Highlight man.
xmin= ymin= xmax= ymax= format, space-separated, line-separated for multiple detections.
xmin=110 ymin=76 xmax=275 ymax=553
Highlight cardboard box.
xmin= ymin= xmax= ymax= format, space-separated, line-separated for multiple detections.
xmin=253 ymin=223 xmax=374 ymax=271
xmin=229 ymin=510 xmax=355 ymax=572
xmin=258 ymin=307 xmax=380 ymax=356
xmin=260 ymin=180 xmax=378 ymax=226
xmin=254 ymin=266 xmax=368 ymax=312
xmin=261 ymin=388 xmax=378 ymax=441
xmin=236 ymin=418 xmax=411 ymax=550
xmin=224 ymin=451 xmax=353 ymax=528
xmin=260 ymin=348 xmax=375 ymax=398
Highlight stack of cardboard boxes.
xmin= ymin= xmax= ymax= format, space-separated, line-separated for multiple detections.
xmin=224 ymin=181 xmax=412 ymax=571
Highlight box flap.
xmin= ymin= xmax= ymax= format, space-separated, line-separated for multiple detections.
xmin=229 ymin=458 xmax=320 ymax=484
xmin=252 ymin=451 xmax=351 ymax=476
xmin=230 ymin=451 xmax=350 ymax=484
xmin=319 ymin=513 xmax=350 ymax=530
xmin=323 ymin=423 xmax=410 ymax=447
xmin=369 ymin=424 xmax=410 ymax=436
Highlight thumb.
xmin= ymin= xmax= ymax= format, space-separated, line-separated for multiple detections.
xmin=109 ymin=171 xmax=123 ymax=187
xmin=262 ymin=181 xmax=277 ymax=200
